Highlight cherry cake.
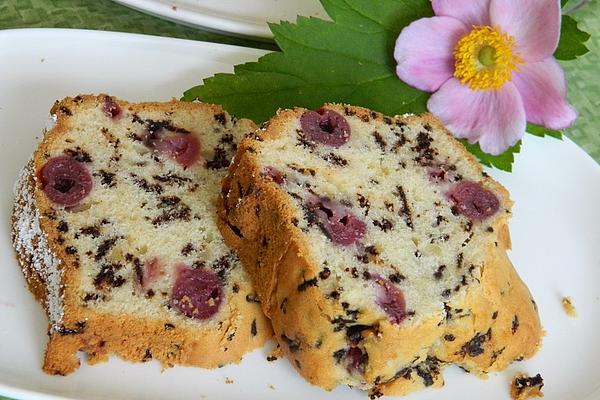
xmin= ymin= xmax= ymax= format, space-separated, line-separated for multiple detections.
xmin=218 ymin=104 xmax=543 ymax=397
xmin=11 ymin=95 xmax=271 ymax=375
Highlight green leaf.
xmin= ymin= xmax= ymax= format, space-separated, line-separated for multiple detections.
xmin=526 ymin=123 xmax=563 ymax=140
xmin=182 ymin=0 xmax=433 ymax=123
xmin=561 ymin=0 xmax=569 ymax=8
xmin=554 ymin=14 xmax=590 ymax=60
xmin=459 ymin=140 xmax=522 ymax=173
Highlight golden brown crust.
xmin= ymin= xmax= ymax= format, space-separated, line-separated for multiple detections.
xmin=12 ymin=95 xmax=272 ymax=375
xmin=218 ymin=104 xmax=542 ymax=395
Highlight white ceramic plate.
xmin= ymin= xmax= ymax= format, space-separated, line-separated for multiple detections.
xmin=111 ymin=0 xmax=327 ymax=39
xmin=0 ymin=28 xmax=599 ymax=400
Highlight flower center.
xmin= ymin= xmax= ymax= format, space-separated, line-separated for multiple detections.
xmin=453 ymin=26 xmax=523 ymax=91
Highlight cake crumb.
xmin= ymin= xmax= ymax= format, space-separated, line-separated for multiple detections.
xmin=268 ymin=384 xmax=275 ymax=390
xmin=224 ymin=377 xmax=234 ymax=384
xmin=511 ymin=373 xmax=544 ymax=400
xmin=561 ymin=296 xmax=577 ymax=317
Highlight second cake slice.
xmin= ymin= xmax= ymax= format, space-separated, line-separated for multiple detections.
xmin=218 ymin=104 xmax=542 ymax=397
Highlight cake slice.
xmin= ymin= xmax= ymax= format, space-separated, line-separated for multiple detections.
xmin=11 ymin=95 xmax=271 ymax=375
xmin=218 ymin=104 xmax=543 ymax=396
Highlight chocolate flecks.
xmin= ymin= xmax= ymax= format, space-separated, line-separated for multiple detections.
xmin=220 ymin=133 xmax=234 ymax=144
xmin=281 ymin=334 xmax=301 ymax=353
xmin=323 ymin=152 xmax=348 ymax=166
xmin=246 ymin=294 xmax=261 ymax=304
xmin=57 ymin=321 xmax=86 ymax=335
xmin=181 ymin=243 xmax=195 ymax=256
xmin=98 ymin=170 xmax=116 ymax=187
xmin=58 ymin=106 xmax=72 ymax=116
xmin=131 ymin=174 xmax=163 ymax=195
xmin=153 ymin=173 xmax=191 ymax=186
xmin=512 ymin=315 xmax=520 ymax=334
xmin=94 ymin=263 xmax=126 ymax=290
xmin=287 ymin=163 xmax=316 ymax=177
xmin=329 ymin=290 xmax=341 ymax=300
xmin=296 ymin=130 xmax=316 ymax=150
xmin=65 ymin=246 xmax=77 ymax=255
xmin=142 ymin=349 xmax=153 ymax=362
xmin=214 ymin=112 xmax=227 ymax=125
xmin=441 ymin=289 xmax=452 ymax=297
xmin=227 ymin=330 xmax=236 ymax=341
xmin=458 ymin=329 xmax=492 ymax=357
xmin=444 ymin=334 xmax=456 ymax=342
xmin=251 ymin=319 xmax=257 ymax=337
xmin=331 ymin=315 xmax=357 ymax=332
xmin=298 ymin=277 xmax=318 ymax=292
xmin=95 ymin=237 xmax=119 ymax=261
xmin=434 ymin=265 xmax=446 ymax=280
xmin=389 ymin=272 xmax=405 ymax=283
xmin=267 ymin=355 xmax=278 ymax=362
xmin=144 ymin=118 xmax=190 ymax=135
xmin=412 ymin=131 xmax=437 ymax=161
xmin=333 ymin=349 xmax=346 ymax=363
xmin=343 ymin=107 xmax=356 ymax=117
xmin=206 ymin=147 xmax=230 ymax=170
xmin=212 ymin=254 xmax=234 ymax=280
xmin=372 ymin=131 xmax=387 ymax=151
xmin=457 ymin=252 xmax=464 ymax=269
xmin=152 ymin=196 xmax=191 ymax=225
xmin=163 ymin=323 xmax=175 ymax=331
xmin=346 ymin=324 xmax=371 ymax=345
xmin=492 ymin=311 xmax=499 ymax=320
xmin=391 ymin=133 xmax=409 ymax=153
xmin=394 ymin=185 xmax=413 ymax=229
xmin=64 ymin=147 xmax=92 ymax=163
xmin=357 ymin=194 xmax=370 ymax=216
xmin=82 ymin=293 xmax=101 ymax=303
xmin=57 ymin=221 xmax=69 ymax=233
xmin=373 ymin=218 xmax=393 ymax=232
xmin=295 ymin=359 xmax=302 ymax=369
xmin=462 ymin=232 xmax=474 ymax=247
xmin=489 ymin=347 xmax=505 ymax=366
xmin=416 ymin=367 xmax=434 ymax=387
xmin=80 ymin=225 xmax=101 ymax=238
xmin=319 ymin=267 xmax=331 ymax=280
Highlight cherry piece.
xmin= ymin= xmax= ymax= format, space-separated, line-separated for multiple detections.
xmin=171 ymin=265 xmax=223 ymax=320
xmin=103 ymin=96 xmax=122 ymax=118
xmin=375 ymin=277 xmax=406 ymax=324
xmin=152 ymin=133 xmax=201 ymax=168
xmin=300 ymin=108 xmax=351 ymax=147
xmin=309 ymin=197 xmax=366 ymax=246
xmin=447 ymin=181 xmax=500 ymax=220
xmin=40 ymin=156 xmax=93 ymax=207
xmin=261 ymin=166 xmax=285 ymax=185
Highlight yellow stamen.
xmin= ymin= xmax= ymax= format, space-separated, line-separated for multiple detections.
xmin=453 ymin=26 xmax=523 ymax=91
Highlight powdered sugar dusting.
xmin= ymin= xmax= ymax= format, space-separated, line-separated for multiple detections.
xmin=12 ymin=160 xmax=64 ymax=330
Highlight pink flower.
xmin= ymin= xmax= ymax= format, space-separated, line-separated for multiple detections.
xmin=394 ymin=0 xmax=577 ymax=155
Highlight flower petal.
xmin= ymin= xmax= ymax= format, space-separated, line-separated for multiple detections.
xmin=432 ymin=0 xmax=491 ymax=26
xmin=394 ymin=17 xmax=469 ymax=92
xmin=490 ymin=0 xmax=560 ymax=62
xmin=513 ymin=58 xmax=577 ymax=130
xmin=427 ymin=78 xmax=526 ymax=155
